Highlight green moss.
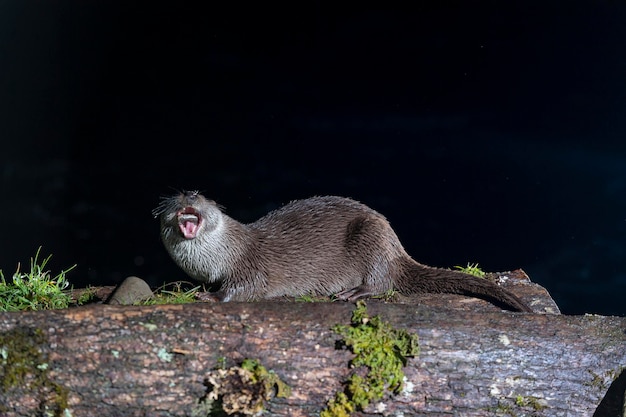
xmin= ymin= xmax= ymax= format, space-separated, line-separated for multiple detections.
xmin=74 ymin=286 xmax=98 ymax=305
xmin=295 ymin=294 xmax=332 ymax=302
xmin=492 ymin=401 xmax=517 ymax=416
xmin=515 ymin=394 xmax=547 ymax=411
xmin=240 ymin=358 xmax=292 ymax=399
xmin=216 ymin=356 xmax=227 ymax=370
xmin=0 ymin=327 xmax=69 ymax=416
xmin=200 ymin=358 xmax=290 ymax=416
xmin=370 ymin=289 xmax=398 ymax=302
xmin=454 ymin=262 xmax=486 ymax=278
xmin=321 ymin=300 xmax=419 ymax=416
xmin=587 ymin=370 xmax=606 ymax=390
xmin=586 ymin=368 xmax=623 ymax=391
xmin=492 ymin=394 xmax=548 ymax=415
xmin=0 ymin=327 xmax=45 ymax=390
xmin=321 ymin=392 xmax=354 ymax=417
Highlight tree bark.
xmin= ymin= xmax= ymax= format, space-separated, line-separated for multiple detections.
xmin=0 ymin=274 xmax=624 ymax=416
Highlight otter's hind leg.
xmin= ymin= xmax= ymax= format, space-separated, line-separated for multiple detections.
xmin=335 ymin=285 xmax=378 ymax=301
xmin=335 ymin=216 xmax=399 ymax=301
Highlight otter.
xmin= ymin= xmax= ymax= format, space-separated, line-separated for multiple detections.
xmin=152 ymin=191 xmax=532 ymax=312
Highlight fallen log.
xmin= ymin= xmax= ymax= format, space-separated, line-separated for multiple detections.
xmin=0 ymin=272 xmax=624 ymax=416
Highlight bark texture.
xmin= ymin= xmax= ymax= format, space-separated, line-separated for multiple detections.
xmin=0 ymin=272 xmax=624 ymax=416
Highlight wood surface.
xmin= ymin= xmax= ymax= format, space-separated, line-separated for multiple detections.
xmin=0 ymin=271 xmax=624 ymax=416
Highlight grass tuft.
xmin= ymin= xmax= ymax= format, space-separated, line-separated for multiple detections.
xmin=454 ymin=262 xmax=486 ymax=278
xmin=0 ymin=248 xmax=75 ymax=311
xmin=139 ymin=281 xmax=201 ymax=305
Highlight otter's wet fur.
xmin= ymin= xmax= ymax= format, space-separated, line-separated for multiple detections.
xmin=153 ymin=191 xmax=532 ymax=312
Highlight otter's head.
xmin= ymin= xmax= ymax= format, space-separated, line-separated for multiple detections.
xmin=153 ymin=191 xmax=228 ymax=283
xmin=152 ymin=190 xmax=223 ymax=241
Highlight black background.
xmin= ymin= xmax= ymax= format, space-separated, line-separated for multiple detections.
xmin=2 ymin=1 xmax=625 ymax=316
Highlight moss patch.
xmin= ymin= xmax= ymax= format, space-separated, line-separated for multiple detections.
xmin=515 ymin=394 xmax=548 ymax=411
xmin=321 ymin=300 xmax=420 ymax=416
xmin=454 ymin=262 xmax=486 ymax=278
xmin=0 ymin=327 xmax=69 ymax=416
xmin=197 ymin=358 xmax=291 ymax=416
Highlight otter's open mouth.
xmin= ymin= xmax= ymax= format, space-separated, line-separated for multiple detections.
xmin=177 ymin=207 xmax=202 ymax=239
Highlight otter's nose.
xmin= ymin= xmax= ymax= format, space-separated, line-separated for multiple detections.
xmin=182 ymin=190 xmax=200 ymax=200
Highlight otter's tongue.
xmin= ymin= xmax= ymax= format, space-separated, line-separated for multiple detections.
xmin=178 ymin=210 xmax=201 ymax=239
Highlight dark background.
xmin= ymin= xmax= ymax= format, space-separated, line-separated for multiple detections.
xmin=2 ymin=1 xmax=625 ymax=316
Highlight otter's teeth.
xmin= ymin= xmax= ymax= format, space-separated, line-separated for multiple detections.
xmin=178 ymin=214 xmax=200 ymax=239
xmin=179 ymin=214 xmax=199 ymax=223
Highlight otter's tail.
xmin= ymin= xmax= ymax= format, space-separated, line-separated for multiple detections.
xmin=397 ymin=261 xmax=533 ymax=312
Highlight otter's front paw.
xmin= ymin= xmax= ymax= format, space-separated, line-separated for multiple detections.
xmin=195 ymin=291 xmax=221 ymax=302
